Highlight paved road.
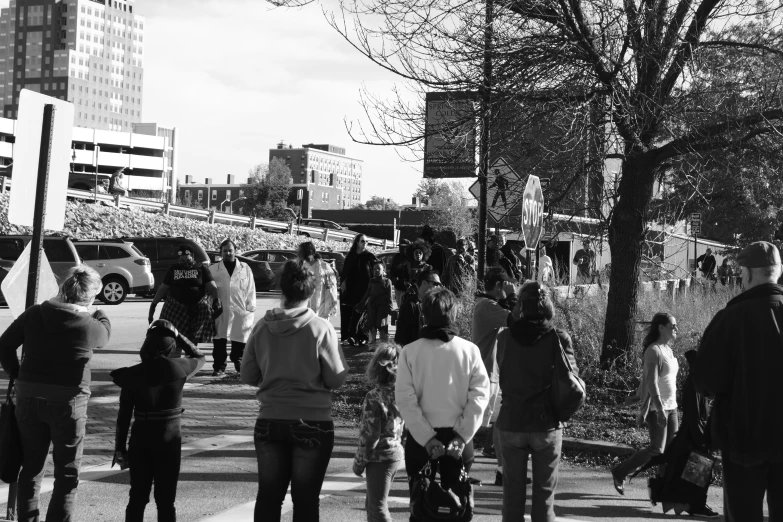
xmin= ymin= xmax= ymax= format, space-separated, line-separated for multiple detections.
xmin=0 ymin=297 xmax=745 ymax=521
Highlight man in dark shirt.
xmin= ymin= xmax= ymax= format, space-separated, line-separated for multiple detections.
xmin=572 ymin=240 xmax=595 ymax=284
xmin=421 ymin=225 xmax=447 ymax=275
xmin=394 ymin=269 xmax=441 ymax=347
xmin=696 ymin=249 xmax=717 ymax=280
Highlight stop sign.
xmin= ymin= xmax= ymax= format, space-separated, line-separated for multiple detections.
xmin=521 ymin=175 xmax=545 ymax=250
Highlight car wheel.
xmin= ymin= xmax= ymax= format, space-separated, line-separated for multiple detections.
xmin=99 ymin=276 xmax=129 ymax=305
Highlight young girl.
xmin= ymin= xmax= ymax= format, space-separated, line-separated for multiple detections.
xmin=353 ymin=344 xmax=404 ymax=522
xmin=356 ymin=261 xmax=394 ymax=346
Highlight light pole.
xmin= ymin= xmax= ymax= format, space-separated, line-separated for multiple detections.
xmin=227 ymin=196 xmax=246 ymax=214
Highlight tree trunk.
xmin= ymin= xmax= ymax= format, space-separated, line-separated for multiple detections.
xmin=600 ymin=153 xmax=657 ymax=368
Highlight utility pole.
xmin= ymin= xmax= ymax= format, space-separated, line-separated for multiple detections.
xmin=477 ymin=0 xmax=493 ymax=278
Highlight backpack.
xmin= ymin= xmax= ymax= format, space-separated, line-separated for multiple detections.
xmin=410 ymin=457 xmax=473 ymax=521
xmin=550 ymin=332 xmax=587 ymax=422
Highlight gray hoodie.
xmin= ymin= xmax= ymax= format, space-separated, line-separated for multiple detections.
xmin=241 ymin=306 xmax=347 ymax=421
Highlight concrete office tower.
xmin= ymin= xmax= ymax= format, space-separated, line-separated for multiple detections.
xmin=0 ymin=0 xmax=144 ymax=131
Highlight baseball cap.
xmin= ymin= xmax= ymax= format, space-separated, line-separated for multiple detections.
xmin=737 ymin=241 xmax=781 ymax=268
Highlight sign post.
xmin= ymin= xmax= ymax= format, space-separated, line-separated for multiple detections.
xmin=521 ymin=175 xmax=545 ymax=279
xmin=690 ymin=212 xmax=701 ymax=275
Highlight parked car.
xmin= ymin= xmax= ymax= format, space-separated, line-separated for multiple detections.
xmin=206 ymin=251 xmax=276 ymax=292
xmin=240 ymin=249 xmax=341 ymax=287
xmin=72 ymin=239 xmax=154 ymax=304
xmin=121 ymin=237 xmax=210 ymax=296
xmin=240 ymin=249 xmax=298 ymax=287
xmin=300 ymin=219 xmax=344 ymax=230
xmin=0 ymin=235 xmax=82 ymax=304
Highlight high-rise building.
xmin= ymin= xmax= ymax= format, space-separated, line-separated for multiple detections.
xmin=0 ymin=0 xmax=145 ymax=131
xmin=269 ymin=142 xmax=363 ymax=213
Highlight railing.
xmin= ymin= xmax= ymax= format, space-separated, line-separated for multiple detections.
xmin=0 ymin=178 xmax=389 ymax=247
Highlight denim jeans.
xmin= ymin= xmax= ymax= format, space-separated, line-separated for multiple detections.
xmin=212 ymin=338 xmax=245 ymax=371
xmin=125 ymin=419 xmax=182 ymax=522
xmin=613 ymin=409 xmax=679 ymax=481
xmin=365 ymin=460 xmax=401 ymax=522
xmin=497 ymin=428 xmax=562 ymax=522
xmin=723 ymin=457 xmax=783 ymax=522
xmin=15 ymin=395 xmax=88 ymax=522
xmin=253 ymin=418 xmax=334 ymax=522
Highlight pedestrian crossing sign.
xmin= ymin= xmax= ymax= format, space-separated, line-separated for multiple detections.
xmin=469 ymin=157 xmax=523 ymax=222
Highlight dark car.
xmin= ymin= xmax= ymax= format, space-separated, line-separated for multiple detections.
xmin=121 ymin=237 xmax=210 ymax=296
xmin=240 ymin=249 xmax=298 ymax=287
xmin=206 ymin=251 xmax=275 ymax=292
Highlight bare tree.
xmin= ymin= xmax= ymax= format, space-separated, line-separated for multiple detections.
xmin=275 ymin=0 xmax=783 ymax=364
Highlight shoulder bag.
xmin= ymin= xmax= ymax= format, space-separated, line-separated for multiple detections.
xmin=550 ymin=332 xmax=587 ymax=423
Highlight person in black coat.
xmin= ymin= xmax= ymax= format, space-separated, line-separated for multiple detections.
xmin=421 ymin=225 xmax=447 ymax=275
xmin=340 ymin=234 xmax=379 ymax=346
xmin=394 ymin=269 xmax=441 ymax=347
xmin=111 ymin=320 xmax=205 ymax=522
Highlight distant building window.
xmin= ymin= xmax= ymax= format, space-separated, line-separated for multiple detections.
xmin=197 ymin=190 xmax=203 ymax=201
xmin=211 ymin=191 xmax=217 ymax=201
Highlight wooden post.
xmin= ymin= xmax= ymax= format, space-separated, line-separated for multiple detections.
xmin=249 ymin=215 xmax=256 ymax=230
xmin=322 ymin=228 xmax=329 ymax=242
xmin=163 ymin=202 xmax=170 ymax=215
xmin=1 ymin=176 xmax=7 ymax=193
xmin=208 ymin=208 xmax=215 ymax=224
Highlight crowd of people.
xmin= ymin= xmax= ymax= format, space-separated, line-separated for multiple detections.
xmin=0 ymin=231 xmax=779 ymax=522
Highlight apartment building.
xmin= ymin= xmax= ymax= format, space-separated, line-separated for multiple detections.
xmin=0 ymin=0 xmax=145 ymax=131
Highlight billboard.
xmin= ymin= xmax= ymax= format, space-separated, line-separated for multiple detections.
xmin=424 ymin=92 xmax=476 ymax=178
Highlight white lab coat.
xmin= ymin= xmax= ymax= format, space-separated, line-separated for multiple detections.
xmin=210 ymin=260 xmax=257 ymax=342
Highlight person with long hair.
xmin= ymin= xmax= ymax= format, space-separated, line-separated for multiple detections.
xmin=612 ymin=312 xmax=680 ymax=495
xmin=209 ymin=239 xmax=256 ymax=376
xmin=298 ymin=241 xmax=338 ymax=319
xmin=340 ymin=234 xmax=378 ymax=346
xmin=241 ymin=260 xmax=347 ymax=521
xmin=403 ymin=238 xmax=432 ymax=291
xmin=353 ymin=344 xmax=404 ymax=522
xmin=495 ymin=282 xmax=578 ymax=521
xmin=0 ymin=266 xmax=111 ymax=522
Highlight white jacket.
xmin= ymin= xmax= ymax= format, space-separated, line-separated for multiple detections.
xmin=210 ymin=260 xmax=257 ymax=342
xmin=396 ymin=336 xmax=490 ymax=446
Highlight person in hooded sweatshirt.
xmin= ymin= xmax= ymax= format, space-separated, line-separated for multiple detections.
xmin=0 ymin=266 xmax=111 ymax=522
xmin=241 ymin=260 xmax=348 ymax=522
xmin=110 ymin=320 xmax=205 ymax=522
xmin=495 ymin=281 xmax=578 ymax=522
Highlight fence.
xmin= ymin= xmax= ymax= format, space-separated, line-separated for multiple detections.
xmin=0 ymin=178 xmax=390 ymax=248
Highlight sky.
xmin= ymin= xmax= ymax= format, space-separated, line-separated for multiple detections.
xmin=134 ymin=0 xmax=425 ymax=204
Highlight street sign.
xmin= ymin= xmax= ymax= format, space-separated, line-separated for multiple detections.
xmin=0 ymin=242 xmax=58 ymax=319
xmin=690 ymin=212 xmax=701 ymax=223
xmin=521 ymin=174 xmax=545 ymax=250
xmin=424 ymin=91 xmax=476 ymax=178
xmin=8 ymin=89 xmax=74 ymax=231
xmin=469 ymin=157 xmax=522 ymax=222
xmin=691 ymin=224 xmax=701 ymax=235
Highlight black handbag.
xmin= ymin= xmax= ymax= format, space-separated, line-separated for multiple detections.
xmin=550 ymin=332 xmax=587 ymax=423
xmin=411 ymin=457 xmax=473 ymax=521
xmin=0 ymin=380 xmax=23 ymax=484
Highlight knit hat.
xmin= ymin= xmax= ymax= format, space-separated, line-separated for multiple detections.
xmin=737 ymin=241 xmax=781 ymax=268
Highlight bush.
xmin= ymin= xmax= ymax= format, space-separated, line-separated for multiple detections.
xmin=0 ymin=194 xmax=374 ymax=254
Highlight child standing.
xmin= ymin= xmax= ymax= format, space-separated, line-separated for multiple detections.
xmin=353 ymin=344 xmax=405 ymax=522
xmin=111 ymin=320 xmax=206 ymax=522
xmin=356 ymin=261 xmax=394 ymax=346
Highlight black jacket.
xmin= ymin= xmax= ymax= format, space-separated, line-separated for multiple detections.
xmin=428 ymin=242 xmax=448 ymax=275
xmin=394 ymin=292 xmax=422 ymax=347
xmin=390 ymin=252 xmax=409 ymax=290
xmin=340 ymin=250 xmax=378 ymax=305
xmin=693 ymin=283 xmax=783 ymax=459
xmin=495 ymin=319 xmax=577 ymax=432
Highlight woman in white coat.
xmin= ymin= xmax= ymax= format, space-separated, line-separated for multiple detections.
xmin=298 ymin=242 xmax=338 ymax=319
xmin=210 ymin=239 xmax=256 ymax=376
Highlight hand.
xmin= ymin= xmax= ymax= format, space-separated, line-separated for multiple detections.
xmin=655 ymin=409 xmax=667 ymax=427
xmin=148 ymin=303 xmax=157 ymax=324
xmin=352 ymin=460 xmax=365 ymax=477
xmin=424 ymin=437 xmax=445 ymax=460
xmin=446 ymin=436 xmax=465 ymax=460
xmin=113 ymin=450 xmax=129 ymax=470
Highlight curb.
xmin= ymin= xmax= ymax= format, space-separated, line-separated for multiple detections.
xmin=562 ymin=436 xmax=636 ymax=457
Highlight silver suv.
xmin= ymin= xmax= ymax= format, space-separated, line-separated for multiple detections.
xmin=72 ymin=239 xmax=154 ymax=305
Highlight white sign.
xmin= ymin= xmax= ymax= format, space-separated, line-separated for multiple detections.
xmin=8 ymin=89 xmax=75 ymax=231
xmin=0 ymin=242 xmax=58 ymax=319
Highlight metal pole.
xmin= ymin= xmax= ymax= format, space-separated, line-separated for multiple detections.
xmin=694 ymin=235 xmax=698 ymax=277
xmin=477 ymin=0 xmax=493 ymax=279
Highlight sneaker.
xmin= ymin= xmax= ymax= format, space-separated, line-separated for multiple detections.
xmin=688 ymin=505 xmax=719 ymax=518
xmin=494 ymin=471 xmax=503 ymax=486
xmin=212 ymin=369 xmax=225 ymax=377
xmin=611 ymin=468 xmax=625 ymax=496
xmin=234 ymin=361 xmax=242 ymax=373
xmin=482 ymin=446 xmax=496 ymax=458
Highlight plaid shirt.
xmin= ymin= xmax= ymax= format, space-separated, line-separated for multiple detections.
xmin=160 ymin=294 xmax=215 ymax=344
